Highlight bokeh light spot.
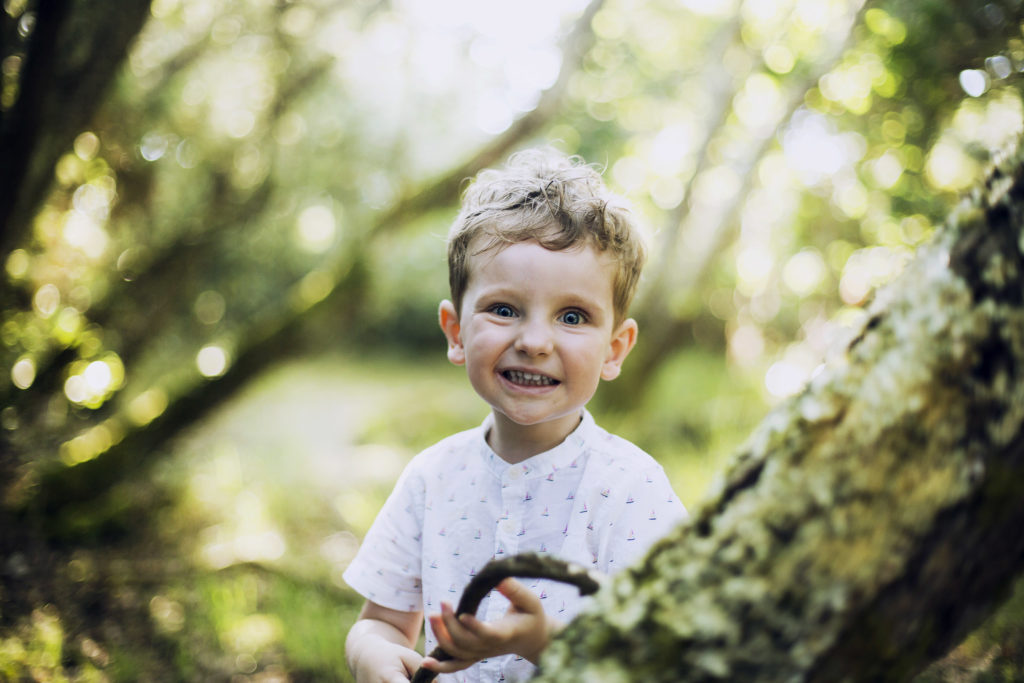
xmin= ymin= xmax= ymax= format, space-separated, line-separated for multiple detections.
xmin=925 ymin=139 xmax=979 ymax=190
xmin=764 ymin=45 xmax=795 ymax=75
xmin=197 ymin=345 xmax=229 ymax=378
xmin=296 ymin=205 xmax=337 ymax=253
xmin=782 ymin=249 xmax=826 ymax=297
xmin=63 ymin=210 xmax=109 ymax=259
xmin=5 ymin=249 xmax=29 ymax=279
xmin=870 ymin=151 xmax=904 ymax=189
xmin=736 ymin=246 xmax=774 ymax=296
xmin=728 ymin=323 xmax=765 ymax=367
xmin=128 ymin=388 xmax=169 ymax=427
xmin=959 ymin=69 xmax=989 ymax=98
xmin=83 ymin=361 xmax=113 ymax=394
xmin=33 ymin=283 xmax=60 ymax=318
xmin=139 ymin=132 xmax=168 ymax=161
xmin=11 ymin=357 xmax=35 ymax=390
xmin=986 ymin=55 xmax=1012 ymax=80
xmin=195 ymin=290 xmax=227 ymax=325
xmin=73 ymin=132 xmax=100 ymax=161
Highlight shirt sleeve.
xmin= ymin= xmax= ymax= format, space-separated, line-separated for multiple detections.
xmin=602 ymin=464 xmax=687 ymax=572
xmin=341 ymin=461 xmax=426 ymax=613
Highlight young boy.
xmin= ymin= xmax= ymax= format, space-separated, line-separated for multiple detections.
xmin=343 ymin=149 xmax=687 ymax=682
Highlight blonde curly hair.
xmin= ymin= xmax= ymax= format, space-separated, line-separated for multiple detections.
xmin=447 ymin=148 xmax=645 ymax=324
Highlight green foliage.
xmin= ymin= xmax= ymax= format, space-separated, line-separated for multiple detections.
xmin=5 ymin=0 xmax=1024 ymax=679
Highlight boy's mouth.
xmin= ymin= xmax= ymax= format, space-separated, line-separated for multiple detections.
xmin=502 ymin=369 xmax=559 ymax=387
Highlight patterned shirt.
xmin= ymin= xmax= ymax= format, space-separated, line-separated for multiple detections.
xmin=343 ymin=410 xmax=687 ymax=683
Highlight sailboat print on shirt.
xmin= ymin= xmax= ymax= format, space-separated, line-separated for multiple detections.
xmin=541 ymin=506 xmax=549 ymax=517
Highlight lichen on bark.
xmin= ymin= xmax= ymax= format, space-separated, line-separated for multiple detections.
xmin=532 ymin=145 xmax=1024 ymax=682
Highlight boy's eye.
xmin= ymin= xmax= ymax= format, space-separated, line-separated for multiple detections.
xmin=490 ymin=304 xmax=515 ymax=318
xmin=560 ymin=310 xmax=586 ymax=325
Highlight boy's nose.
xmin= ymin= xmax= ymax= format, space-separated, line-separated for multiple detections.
xmin=514 ymin=319 xmax=554 ymax=356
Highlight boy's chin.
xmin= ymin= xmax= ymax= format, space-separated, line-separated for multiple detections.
xmin=491 ymin=407 xmax=584 ymax=428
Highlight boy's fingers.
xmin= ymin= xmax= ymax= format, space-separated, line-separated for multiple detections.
xmin=422 ymin=655 xmax=474 ymax=674
xmin=398 ymin=649 xmax=424 ymax=675
xmin=441 ymin=603 xmax=485 ymax=643
xmin=431 ymin=611 xmax=479 ymax=659
xmin=456 ymin=612 xmax=486 ymax=633
xmin=497 ymin=578 xmax=542 ymax=614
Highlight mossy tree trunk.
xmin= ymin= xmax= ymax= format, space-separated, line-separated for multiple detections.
xmin=534 ymin=148 xmax=1024 ymax=681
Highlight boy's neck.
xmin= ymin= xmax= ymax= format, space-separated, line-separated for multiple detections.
xmin=487 ymin=410 xmax=584 ymax=464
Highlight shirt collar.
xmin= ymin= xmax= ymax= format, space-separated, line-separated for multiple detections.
xmin=477 ymin=410 xmax=596 ymax=480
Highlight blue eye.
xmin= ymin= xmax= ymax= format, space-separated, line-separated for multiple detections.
xmin=491 ymin=304 xmax=515 ymax=318
xmin=560 ymin=310 xmax=585 ymax=325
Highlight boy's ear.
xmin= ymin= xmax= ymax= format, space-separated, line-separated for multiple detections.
xmin=439 ymin=300 xmax=466 ymax=366
xmin=601 ymin=318 xmax=638 ymax=381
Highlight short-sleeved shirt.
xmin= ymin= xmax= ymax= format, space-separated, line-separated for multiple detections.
xmin=343 ymin=410 xmax=687 ymax=683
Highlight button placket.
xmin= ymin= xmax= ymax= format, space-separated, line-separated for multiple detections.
xmin=487 ymin=465 xmax=525 ymax=623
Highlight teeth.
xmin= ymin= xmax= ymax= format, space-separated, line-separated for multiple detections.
xmin=505 ymin=370 xmax=557 ymax=386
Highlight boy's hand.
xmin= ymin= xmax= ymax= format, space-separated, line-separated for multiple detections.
xmin=346 ymin=601 xmax=424 ymax=683
xmin=421 ymin=578 xmax=561 ymax=675
xmin=348 ymin=638 xmax=422 ymax=683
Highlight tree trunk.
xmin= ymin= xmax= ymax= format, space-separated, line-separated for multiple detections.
xmin=0 ymin=1 xmax=152 ymax=256
xmin=533 ymin=147 xmax=1024 ymax=680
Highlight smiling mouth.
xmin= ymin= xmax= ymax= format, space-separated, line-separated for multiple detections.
xmin=502 ymin=370 xmax=559 ymax=387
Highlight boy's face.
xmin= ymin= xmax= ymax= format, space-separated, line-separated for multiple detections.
xmin=439 ymin=240 xmax=637 ymax=439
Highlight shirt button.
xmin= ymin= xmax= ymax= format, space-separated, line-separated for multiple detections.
xmin=500 ymin=520 xmax=516 ymax=535
xmin=507 ymin=467 xmax=522 ymax=481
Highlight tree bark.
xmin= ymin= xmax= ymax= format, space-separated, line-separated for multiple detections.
xmin=532 ymin=147 xmax=1024 ymax=680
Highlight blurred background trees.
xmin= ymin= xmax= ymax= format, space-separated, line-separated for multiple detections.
xmin=3 ymin=0 xmax=1024 ymax=680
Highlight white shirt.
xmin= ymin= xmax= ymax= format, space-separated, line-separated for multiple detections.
xmin=343 ymin=410 xmax=687 ymax=682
